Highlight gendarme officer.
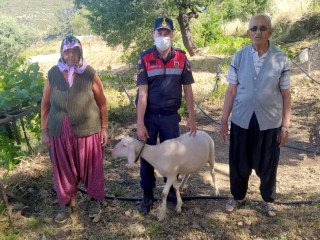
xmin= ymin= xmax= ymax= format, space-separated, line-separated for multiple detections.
xmin=136 ymin=17 xmax=197 ymax=215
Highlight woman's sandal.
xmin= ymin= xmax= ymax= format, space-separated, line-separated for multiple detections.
xmin=225 ymin=198 xmax=246 ymax=213
xmin=263 ymin=202 xmax=278 ymax=217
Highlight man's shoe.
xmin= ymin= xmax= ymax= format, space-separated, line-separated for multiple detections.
xmin=54 ymin=206 xmax=71 ymax=224
xmin=87 ymin=199 xmax=102 ymax=218
xmin=167 ymin=187 xmax=177 ymax=205
xmin=140 ymin=191 xmax=153 ymax=215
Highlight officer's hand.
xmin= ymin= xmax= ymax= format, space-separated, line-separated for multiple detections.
xmin=186 ymin=118 xmax=197 ymax=137
xmin=137 ymin=123 xmax=149 ymax=142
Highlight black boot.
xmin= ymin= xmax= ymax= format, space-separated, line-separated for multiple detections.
xmin=140 ymin=190 xmax=153 ymax=215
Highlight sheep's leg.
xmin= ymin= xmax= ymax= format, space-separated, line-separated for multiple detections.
xmin=158 ymin=178 xmax=173 ymax=221
xmin=208 ymin=161 xmax=220 ymax=196
xmin=179 ymin=174 xmax=190 ymax=191
xmin=172 ymin=180 xmax=183 ymax=213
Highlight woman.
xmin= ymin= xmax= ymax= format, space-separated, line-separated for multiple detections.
xmin=41 ymin=36 xmax=108 ymax=223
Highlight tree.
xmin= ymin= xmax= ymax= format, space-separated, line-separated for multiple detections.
xmin=219 ymin=0 xmax=271 ymax=22
xmin=74 ymin=0 xmax=213 ymax=57
xmin=0 ymin=15 xmax=36 ymax=67
xmin=74 ymin=0 xmax=272 ymax=58
xmin=171 ymin=0 xmax=214 ymax=56
xmin=70 ymin=9 xmax=92 ymax=36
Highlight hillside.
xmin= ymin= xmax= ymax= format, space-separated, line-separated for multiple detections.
xmin=0 ymin=0 xmax=73 ymax=32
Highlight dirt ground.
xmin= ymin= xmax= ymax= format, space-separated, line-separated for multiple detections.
xmin=1 ymin=56 xmax=320 ymax=240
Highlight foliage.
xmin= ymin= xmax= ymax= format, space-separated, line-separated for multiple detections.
xmin=190 ymin=1 xmax=270 ymax=54
xmin=74 ymin=0 xmax=164 ymax=63
xmin=191 ymin=6 xmax=224 ymax=47
xmin=72 ymin=0 xmax=274 ymax=61
xmin=70 ymin=9 xmax=92 ymax=36
xmin=219 ymin=0 xmax=272 ymax=22
xmin=74 ymin=0 xmax=220 ymax=60
xmin=209 ymin=83 xmax=228 ymax=106
xmin=0 ymin=59 xmax=44 ymax=169
xmin=0 ymin=15 xmax=37 ymax=67
xmin=0 ymin=0 xmax=91 ymax=41
xmin=0 ymin=59 xmax=44 ymax=112
xmin=0 ymin=134 xmax=23 ymax=170
xmin=273 ymin=13 xmax=320 ymax=44
xmin=44 ymin=9 xmax=92 ymax=40
xmin=45 ymin=8 xmax=76 ymax=40
xmin=0 ymin=0 xmax=73 ymax=33
xmin=100 ymin=73 xmax=135 ymax=123
xmin=310 ymin=0 xmax=320 ymax=11
xmin=208 ymin=35 xmax=251 ymax=55
xmin=0 ymin=202 xmax=4 ymax=214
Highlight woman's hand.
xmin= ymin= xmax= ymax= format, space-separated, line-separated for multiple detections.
xmin=41 ymin=129 xmax=50 ymax=151
xmin=101 ymin=128 xmax=108 ymax=146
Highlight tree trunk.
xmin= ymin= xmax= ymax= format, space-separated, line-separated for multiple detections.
xmin=177 ymin=13 xmax=197 ymax=56
xmin=0 ymin=178 xmax=12 ymax=223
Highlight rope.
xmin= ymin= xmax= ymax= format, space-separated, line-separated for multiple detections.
xmin=193 ymin=100 xmax=221 ymax=126
xmin=77 ymin=187 xmax=319 ymax=205
xmin=118 ymin=76 xmax=136 ymax=108
xmin=135 ymin=141 xmax=146 ymax=163
xmin=291 ymin=60 xmax=320 ymax=85
xmin=108 ymin=64 xmax=320 ymax=205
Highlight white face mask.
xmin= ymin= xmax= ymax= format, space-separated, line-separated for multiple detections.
xmin=154 ymin=36 xmax=172 ymax=51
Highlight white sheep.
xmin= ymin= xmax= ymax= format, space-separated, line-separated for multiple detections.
xmin=112 ymin=130 xmax=220 ymax=221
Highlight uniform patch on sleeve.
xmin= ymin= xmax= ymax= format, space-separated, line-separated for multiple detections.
xmin=137 ymin=58 xmax=144 ymax=75
xmin=137 ymin=68 xmax=144 ymax=75
xmin=186 ymin=59 xmax=192 ymax=71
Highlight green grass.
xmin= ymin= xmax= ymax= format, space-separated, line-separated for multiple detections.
xmin=109 ymin=185 xmax=127 ymax=197
xmin=27 ymin=216 xmax=43 ymax=230
xmin=147 ymin=222 xmax=169 ymax=238
xmin=0 ymin=202 xmax=4 ymax=215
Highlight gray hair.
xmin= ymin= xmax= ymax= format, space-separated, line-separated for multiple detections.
xmin=248 ymin=14 xmax=272 ymax=28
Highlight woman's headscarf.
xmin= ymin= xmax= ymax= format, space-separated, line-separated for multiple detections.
xmin=57 ymin=36 xmax=88 ymax=87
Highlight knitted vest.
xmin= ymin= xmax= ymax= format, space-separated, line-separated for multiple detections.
xmin=48 ymin=65 xmax=101 ymax=137
xmin=230 ymin=44 xmax=290 ymax=130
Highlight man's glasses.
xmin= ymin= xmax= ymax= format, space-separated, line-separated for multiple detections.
xmin=249 ymin=25 xmax=268 ymax=32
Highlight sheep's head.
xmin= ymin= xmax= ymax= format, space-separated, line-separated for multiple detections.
xmin=112 ymin=136 xmax=136 ymax=167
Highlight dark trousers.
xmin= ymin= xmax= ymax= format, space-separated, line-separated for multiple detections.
xmin=229 ymin=113 xmax=280 ymax=202
xmin=140 ymin=112 xmax=181 ymax=190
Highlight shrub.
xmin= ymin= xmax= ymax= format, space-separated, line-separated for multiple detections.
xmin=0 ymin=59 xmax=44 ymax=169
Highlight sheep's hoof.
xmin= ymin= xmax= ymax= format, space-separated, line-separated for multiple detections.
xmin=175 ymin=201 xmax=182 ymax=213
xmin=158 ymin=214 xmax=166 ymax=221
xmin=176 ymin=206 xmax=182 ymax=213
xmin=158 ymin=210 xmax=166 ymax=221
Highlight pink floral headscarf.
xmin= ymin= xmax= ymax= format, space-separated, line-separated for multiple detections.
xmin=58 ymin=36 xmax=88 ymax=87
